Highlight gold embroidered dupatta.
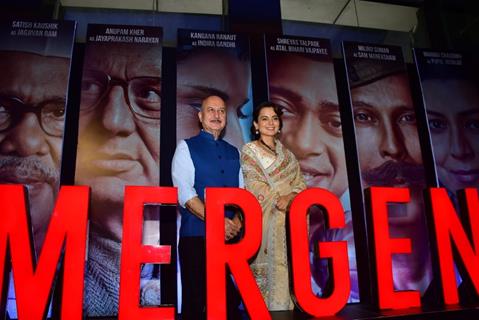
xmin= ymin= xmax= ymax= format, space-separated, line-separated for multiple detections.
xmin=240 ymin=140 xmax=306 ymax=311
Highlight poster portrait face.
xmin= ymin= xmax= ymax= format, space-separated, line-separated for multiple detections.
xmin=75 ymin=43 xmax=161 ymax=238
xmin=0 ymin=51 xmax=69 ymax=245
xmin=351 ymin=72 xmax=423 ymax=187
xmin=267 ymin=48 xmax=359 ymax=301
xmin=268 ymin=54 xmax=348 ymax=197
xmin=177 ymin=48 xmax=250 ymax=148
xmin=351 ymin=72 xmax=427 ymax=229
xmin=423 ymin=78 xmax=479 ymax=191
xmin=345 ymin=44 xmax=433 ymax=293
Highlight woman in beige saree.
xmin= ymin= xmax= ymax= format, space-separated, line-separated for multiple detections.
xmin=241 ymin=102 xmax=306 ymax=311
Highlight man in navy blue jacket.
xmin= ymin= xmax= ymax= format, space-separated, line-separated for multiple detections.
xmin=172 ymin=95 xmax=243 ymax=320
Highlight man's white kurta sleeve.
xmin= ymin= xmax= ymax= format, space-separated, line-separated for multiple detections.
xmin=171 ymin=140 xmax=197 ymax=207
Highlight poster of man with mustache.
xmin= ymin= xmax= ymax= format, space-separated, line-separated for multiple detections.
xmin=343 ymin=42 xmax=433 ymax=297
xmin=0 ymin=18 xmax=76 ymax=319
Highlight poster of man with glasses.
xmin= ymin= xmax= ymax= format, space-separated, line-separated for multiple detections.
xmin=74 ymin=24 xmax=163 ymax=317
xmin=0 ymin=18 xmax=75 ymax=319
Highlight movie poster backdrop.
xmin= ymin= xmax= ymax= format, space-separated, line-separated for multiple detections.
xmin=74 ymin=23 xmax=163 ymax=317
xmin=343 ymin=41 xmax=433 ymax=296
xmin=265 ymin=35 xmax=359 ymax=303
xmin=0 ymin=18 xmax=76 ymax=319
xmin=414 ymin=49 xmax=479 ymax=198
xmin=176 ymin=29 xmax=252 ymax=149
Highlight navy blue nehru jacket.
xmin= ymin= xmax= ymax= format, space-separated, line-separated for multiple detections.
xmin=179 ymin=130 xmax=241 ymax=237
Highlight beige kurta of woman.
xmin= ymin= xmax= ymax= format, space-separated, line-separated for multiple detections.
xmin=241 ymin=140 xmax=306 ymax=311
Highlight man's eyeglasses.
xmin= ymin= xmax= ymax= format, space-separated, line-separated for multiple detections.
xmin=0 ymin=95 xmax=66 ymax=137
xmin=80 ymin=69 xmax=161 ymax=122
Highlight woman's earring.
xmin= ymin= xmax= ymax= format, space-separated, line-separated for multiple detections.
xmin=277 ymin=129 xmax=281 ymax=134
xmin=255 ymin=129 xmax=259 ymax=134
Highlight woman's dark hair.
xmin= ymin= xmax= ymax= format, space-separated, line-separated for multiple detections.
xmin=250 ymin=101 xmax=283 ymax=140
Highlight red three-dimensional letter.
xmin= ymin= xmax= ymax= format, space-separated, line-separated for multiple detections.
xmin=289 ymin=188 xmax=350 ymax=317
xmin=205 ymin=188 xmax=270 ymax=320
xmin=118 ymin=186 xmax=175 ymax=320
xmin=368 ymin=187 xmax=420 ymax=309
xmin=429 ymin=188 xmax=479 ymax=304
xmin=0 ymin=185 xmax=89 ymax=320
